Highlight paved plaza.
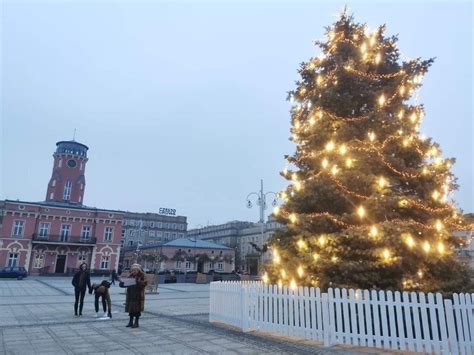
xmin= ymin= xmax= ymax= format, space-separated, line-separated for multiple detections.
xmin=0 ymin=277 xmax=381 ymax=354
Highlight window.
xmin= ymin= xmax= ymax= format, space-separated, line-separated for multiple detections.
xmin=172 ymin=223 xmax=176 ymax=230
xmin=217 ymin=263 xmax=223 ymax=271
xmin=63 ymin=180 xmax=72 ymax=200
xmin=8 ymin=253 xmax=18 ymax=267
xmin=176 ymin=261 xmax=182 ymax=269
xmin=208 ymin=262 xmax=214 ymax=270
xmin=39 ymin=222 xmax=50 ymax=237
xmin=128 ymin=241 xmax=133 ymax=247
xmin=121 ymin=230 xmax=125 ymax=237
xmin=12 ymin=220 xmax=25 ymax=237
xmin=100 ymin=256 xmax=109 ymax=269
xmin=150 ymin=222 xmax=154 ymax=227
xmin=157 ymin=231 xmax=162 ymax=238
xmin=171 ymin=233 xmax=176 ymax=239
xmin=81 ymin=226 xmax=91 ymax=240
xmin=164 ymin=232 xmax=170 ymax=240
xmin=33 ymin=254 xmax=44 ymax=268
xmin=60 ymin=224 xmax=71 ymax=242
xmin=58 ymin=159 xmax=62 ymax=167
xmin=49 ymin=192 xmax=54 ymax=199
xmin=157 ymin=222 xmax=162 ymax=228
xmin=185 ymin=261 xmax=191 ymax=269
xmin=149 ymin=231 xmax=155 ymax=237
xmin=104 ymin=227 xmax=113 ymax=242
xmin=52 ymin=179 xmax=56 ymax=187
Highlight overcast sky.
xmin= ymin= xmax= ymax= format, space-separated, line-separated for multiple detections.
xmin=1 ymin=0 xmax=472 ymax=228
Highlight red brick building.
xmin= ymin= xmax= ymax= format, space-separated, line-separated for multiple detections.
xmin=0 ymin=140 xmax=123 ymax=274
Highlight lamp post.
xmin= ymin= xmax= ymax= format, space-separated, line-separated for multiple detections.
xmin=246 ymin=179 xmax=278 ymax=275
xmin=193 ymin=224 xmax=204 ymax=272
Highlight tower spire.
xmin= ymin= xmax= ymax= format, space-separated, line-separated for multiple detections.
xmin=72 ymin=128 xmax=77 ymax=141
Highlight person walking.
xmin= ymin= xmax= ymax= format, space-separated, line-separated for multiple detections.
xmin=90 ymin=280 xmax=112 ymax=318
xmin=71 ymin=262 xmax=92 ymax=316
xmin=111 ymin=269 xmax=118 ymax=285
xmin=119 ymin=263 xmax=147 ymax=328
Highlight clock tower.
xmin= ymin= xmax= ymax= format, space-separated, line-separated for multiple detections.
xmin=45 ymin=140 xmax=89 ymax=205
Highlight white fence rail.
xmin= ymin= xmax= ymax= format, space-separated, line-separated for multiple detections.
xmin=209 ymin=281 xmax=474 ymax=354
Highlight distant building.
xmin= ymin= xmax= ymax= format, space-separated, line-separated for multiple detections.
xmin=238 ymin=216 xmax=284 ymax=274
xmin=187 ymin=216 xmax=285 ymax=274
xmin=455 ymin=213 xmax=474 ymax=270
xmin=121 ymin=212 xmax=187 ymax=248
xmin=121 ymin=238 xmax=234 ymax=273
xmin=0 ymin=140 xmax=123 ymax=274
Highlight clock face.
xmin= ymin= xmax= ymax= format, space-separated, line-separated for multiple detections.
xmin=67 ymin=159 xmax=77 ymax=168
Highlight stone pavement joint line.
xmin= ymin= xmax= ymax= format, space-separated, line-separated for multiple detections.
xmin=34 ymin=278 xmax=71 ymax=296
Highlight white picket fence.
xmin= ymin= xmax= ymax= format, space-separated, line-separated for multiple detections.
xmin=209 ymin=281 xmax=474 ymax=354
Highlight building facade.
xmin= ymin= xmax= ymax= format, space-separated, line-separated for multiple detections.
xmin=187 ymin=217 xmax=284 ymax=274
xmin=121 ymin=212 xmax=187 ymax=248
xmin=0 ymin=140 xmax=123 ymax=274
xmin=455 ymin=214 xmax=474 ymax=270
xmin=121 ymin=238 xmax=234 ymax=273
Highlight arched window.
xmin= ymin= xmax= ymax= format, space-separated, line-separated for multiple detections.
xmin=63 ymin=181 xmax=72 ymax=200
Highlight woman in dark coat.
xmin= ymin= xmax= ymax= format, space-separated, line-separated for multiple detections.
xmin=119 ymin=263 xmax=147 ymax=328
xmin=71 ymin=262 xmax=92 ymax=316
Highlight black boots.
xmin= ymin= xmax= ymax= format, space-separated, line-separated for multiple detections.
xmin=108 ymin=312 xmax=112 ymax=318
xmin=126 ymin=314 xmax=140 ymax=328
xmin=132 ymin=315 xmax=139 ymax=328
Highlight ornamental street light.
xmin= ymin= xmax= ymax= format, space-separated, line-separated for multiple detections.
xmin=192 ymin=224 xmax=204 ymax=272
xmin=245 ymin=179 xmax=279 ymax=275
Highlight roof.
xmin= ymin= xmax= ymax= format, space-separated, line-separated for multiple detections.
xmin=3 ymin=199 xmax=125 ymax=214
xmin=164 ymin=238 xmax=232 ymax=250
xmin=56 ymin=140 xmax=89 ymax=150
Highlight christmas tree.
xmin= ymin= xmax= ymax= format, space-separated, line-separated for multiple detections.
xmin=267 ymin=12 xmax=472 ymax=293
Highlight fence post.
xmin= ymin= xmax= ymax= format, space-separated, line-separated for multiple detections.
xmin=241 ymin=282 xmax=249 ymax=332
xmin=322 ymin=292 xmax=332 ymax=347
xmin=444 ymin=299 xmax=459 ymax=355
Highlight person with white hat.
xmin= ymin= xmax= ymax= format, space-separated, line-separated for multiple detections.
xmin=119 ymin=263 xmax=147 ymax=328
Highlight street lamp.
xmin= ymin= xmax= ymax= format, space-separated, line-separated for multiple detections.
xmin=245 ymin=179 xmax=279 ymax=275
xmin=193 ymin=224 xmax=204 ymax=272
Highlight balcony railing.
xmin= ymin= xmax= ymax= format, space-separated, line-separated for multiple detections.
xmin=32 ymin=234 xmax=97 ymax=244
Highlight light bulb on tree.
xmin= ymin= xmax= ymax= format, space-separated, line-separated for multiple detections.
xmin=357 ymin=206 xmax=366 ymax=218
xmin=369 ymin=226 xmax=378 ymax=238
